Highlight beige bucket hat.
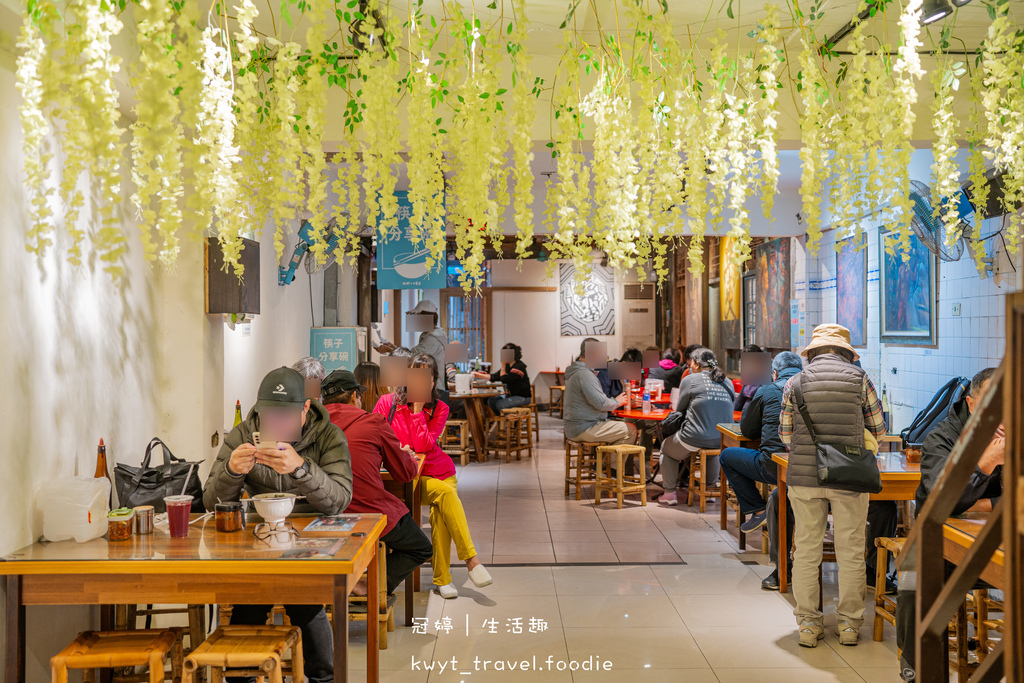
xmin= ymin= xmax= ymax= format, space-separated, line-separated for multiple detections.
xmin=800 ymin=323 xmax=860 ymax=362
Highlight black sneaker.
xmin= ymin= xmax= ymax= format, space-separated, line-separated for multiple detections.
xmin=740 ymin=510 xmax=768 ymax=534
xmin=867 ymin=572 xmax=898 ymax=595
xmin=761 ymin=570 xmax=780 ymax=591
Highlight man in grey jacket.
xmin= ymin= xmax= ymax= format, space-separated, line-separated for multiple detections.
xmin=563 ymin=338 xmax=634 ymax=445
xmin=205 ymin=366 xmax=353 ymax=683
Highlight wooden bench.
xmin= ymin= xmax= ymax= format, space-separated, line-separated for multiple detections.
xmin=51 ymin=630 xmax=183 ymax=683
xmin=183 ymin=625 xmax=303 ymax=683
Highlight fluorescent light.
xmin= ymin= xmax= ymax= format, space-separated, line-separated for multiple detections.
xmin=951 ymin=0 xmax=973 ymax=6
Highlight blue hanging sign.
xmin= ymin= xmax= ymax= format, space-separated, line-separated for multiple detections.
xmin=311 ymin=327 xmax=360 ymax=372
xmin=376 ymin=191 xmax=446 ymax=290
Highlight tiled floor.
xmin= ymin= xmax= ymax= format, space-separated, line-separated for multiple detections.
xmin=344 ymin=414 xmax=907 ymax=682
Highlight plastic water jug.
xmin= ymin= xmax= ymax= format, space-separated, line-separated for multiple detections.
xmin=39 ymin=476 xmax=111 ymax=543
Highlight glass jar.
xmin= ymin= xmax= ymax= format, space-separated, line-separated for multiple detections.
xmin=107 ymin=508 xmax=135 ymax=542
xmin=215 ymin=502 xmax=244 ymax=533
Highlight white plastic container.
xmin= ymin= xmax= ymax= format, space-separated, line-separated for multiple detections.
xmin=455 ymin=373 xmax=473 ymax=394
xmin=39 ymin=476 xmax=111 ymax=543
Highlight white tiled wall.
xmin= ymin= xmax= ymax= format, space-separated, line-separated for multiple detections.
xmin=792 ymin=221 xmax=1022 ymax=433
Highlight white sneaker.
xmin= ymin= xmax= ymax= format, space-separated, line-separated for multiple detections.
xmin=436 ymin=582 xmax=459 ymax=599
xmin=468 ymin=564 xmax=493 ymax=588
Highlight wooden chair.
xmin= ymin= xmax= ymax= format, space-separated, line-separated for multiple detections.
xmin=594 ymin=445 xmax=647 ymax=508
xmin=549 ymin=385 xmax=565 ymax=418
xmin=342 ymin=541 xmax=395 ymax=650
xmin=442 ymin=419 xmax=471 ymax=466
xmin=113 ymin=604 xmax=205 ymax=682
xmin=182 ymin=625 xmax=303 ymax=683
xmin=526 ymin=385 xmax=541 ymax=441
xmin=974 ymin=590 xmax=1003 ymax=663
xmin=564 ymin=439 xmax=607 ymax=500
xmin=873 ymin=537 xmax=905 ymax=642
xmin=51 ymin=630 xmax=183 ymax=683
xmin=686 ymin=449 xmax=722 ymax=513
xmin=487 ymin=407 xmax=533 ymax=462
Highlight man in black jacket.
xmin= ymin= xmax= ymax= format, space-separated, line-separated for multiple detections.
xmin=896 ymin=367 xmax=1002 ymax=681
xmin=719 ymin=351 xmax=802 ymax=589
xmin=915 ymin=367 xmax=1004 ymax=514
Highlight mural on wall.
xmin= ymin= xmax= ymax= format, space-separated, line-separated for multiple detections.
xmin=685 ymin=264 xmax=704 ymax=346
xmin=755 ymin=238 xmax=791 ymax=349
xmin=879 ymin=225 xmax=938 ymax=345
xmin=559 ymin=263 xmax=616 ymax=336
xmin=720 ymin=236 xmax=742 ymax=349
xmin=836 ymin=233 xmax=868 ymax=347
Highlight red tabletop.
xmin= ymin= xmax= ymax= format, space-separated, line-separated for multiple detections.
xmin=613 ymin=408 xmax=671 ymax=420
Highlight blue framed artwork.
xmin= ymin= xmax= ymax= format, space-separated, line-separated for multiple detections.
xmin=310 ymin=327 xmax=360 ymax=372
xmin=376 ymin=191 xmax=446 ymax=290
xmin=836 ymin=232 xmax=868 ymax=347
xmin=878 ymin=226 xmax=938 ymax=346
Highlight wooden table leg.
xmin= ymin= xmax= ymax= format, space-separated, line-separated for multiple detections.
xmin=404 ymin=480 xmax=416 ymax=624
xmin=720 ymin=468 xmax=729 ymax=531
xmin=99 ymin=605 xmax=115 ymax=683
xmin=778 ymin=468 xmax=789 ymax=594
xmin=333 ymin=575 xmax=349 ymax=683
xmin=412 ymin=480 xmax=422 ymax=595
xmin=366 ymin=546 xmax=380 ymax=683
xmin=5 ymin=575 xmax=25 ymax=683
xmin=464 ymin=399 xmax=489 ymax=462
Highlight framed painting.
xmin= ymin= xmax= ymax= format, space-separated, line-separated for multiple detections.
xmin=836 ymin=232 xmax=868 ymax=347
xmin=878 ymin=226 xmax=938 ymax=346
xmin=755 ymin=238 xmax=791 ymax=349
xmin=559 ymin=262 xmax=616 ymax=336
xmin=720 ymin=236 xmax=742 ymax=349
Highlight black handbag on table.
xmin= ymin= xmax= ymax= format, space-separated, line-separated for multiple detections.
xmin=791 ymin=374 xmax=882 ymax=495
xmin=114 ymin=437 xmax=206 ymax=512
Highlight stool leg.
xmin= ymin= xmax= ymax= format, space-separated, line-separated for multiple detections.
xmin=292 ymin=632 xmax=305 ymax=683
xmin=616 ymin=454 xmax=625 ymax=509
xmin=82 ymin=669 xmax=97 ymax=683
xmin=595 ymin=450 xmax=603 ymax=505
xmin=171 ymin=634 xmax=185 ymax=681
xmin=51 ymin=661 xmax=69 ymax=683
xmin=638 ymin=454 xmax=647 ymax=506
xmin=564 ymin=442 xmax=571 ymax=497
xmin=873 ymin=546 xmax=888 ymax=642
xmin=575 ymin=447 xmax=583 ymax=501
xmin=149 ymin=654 xmax=165 ymax=683
xmin=699 ymin=454 xmax=708 ymax=513
xmin=209 ymin=667 xmax=223 ymax=683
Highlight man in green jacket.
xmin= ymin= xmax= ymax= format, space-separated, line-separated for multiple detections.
xmin=204 ymin=366 xmax=353 ymax=683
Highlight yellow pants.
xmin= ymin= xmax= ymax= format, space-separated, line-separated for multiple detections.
xmin=421 ymin=475 xmax=477 ymax=586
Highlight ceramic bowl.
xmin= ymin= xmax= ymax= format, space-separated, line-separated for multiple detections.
xmin=251 ymin=492 xmax=296 ymax=525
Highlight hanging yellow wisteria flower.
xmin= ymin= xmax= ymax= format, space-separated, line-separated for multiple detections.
xmin=930 ymin=60 xmax=965 ymax=250
xmin=16 ymin=0 xmax=56 ymax=260
xmin=130 ymin=0 xmax=184 ymax=266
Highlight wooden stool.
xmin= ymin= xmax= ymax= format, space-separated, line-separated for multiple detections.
xmin=52 ymin=630 xmax=182 ymax=683
xmin=549 ymin=386 xmax=565 ymax=417
xmin=343 ymin=541 xmax=395 ymax=650
xmin=526 ymin=385 xmax=541 ymax=441
xmin=564 ymin=439 xmax=607 ymax=500
xmin=686 ymin=449 xmax=721 ymax=513
xmin=488 ymin=408 xmax=533 ymax=462
xmin=183 ymin=625 xmax=303 ymax=683
xmin=872 ymin=537 xmax=905 ymax=641
xmin=442 ymin=419 xmax=471 ymax=466
xmin=594 ymin=445 xmax=647 ymax=508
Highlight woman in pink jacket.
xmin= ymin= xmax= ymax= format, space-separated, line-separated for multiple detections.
xmin=374 ymin=354 xmax=492 ymax=599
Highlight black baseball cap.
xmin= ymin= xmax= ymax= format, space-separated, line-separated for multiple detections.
xmin=322 ymin=369 xmax=367 ymax=397
xmin=253 ymin=367 xmax=307 ymax=410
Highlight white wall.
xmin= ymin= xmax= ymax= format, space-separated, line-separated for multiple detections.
xmin=0 ymin=12 xmax=223 ymax=676
xmin=489 ymin=259 xmax=655 ymax=397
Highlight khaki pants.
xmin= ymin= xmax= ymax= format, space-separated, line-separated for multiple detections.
xmin=573 ymin=420 xmax=636 ymax=446
xmin=788 ymin=485 xmax=870 ymax=628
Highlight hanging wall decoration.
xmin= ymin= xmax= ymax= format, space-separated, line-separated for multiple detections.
xmin=879 ymin=225 xmax=938 ymax=346
xmin=755 ymin=238 xmax=791 ymax=349
xmin=836 ymin=233 xmax=868 ymax=347
xmin=720 ymin=236 xmax=743 ymax=349
xmin=559 ymin=262 xmax=615 ymax=337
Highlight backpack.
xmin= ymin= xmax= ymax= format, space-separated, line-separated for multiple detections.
xmin=900 ymin=376 xmax=971 ymax=447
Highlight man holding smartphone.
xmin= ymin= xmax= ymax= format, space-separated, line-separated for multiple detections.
xmin=204 ymin=366 xmax=353 ymax=683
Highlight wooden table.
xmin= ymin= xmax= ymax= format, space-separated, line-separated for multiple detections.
xmin=538 ymin=370 xmax=565 ymax=384
xmin=612 ymin=407 xmax=671 ymax=420
xmin=943 ymin=518 xmax=1005 ymax=589
xmin=1 ymin=513 xmax=385 ymax=683
xmin=717 ymin=423 xmax=762 ymax=538
xmin=772 ymin=452 xmax=921 ymax=593
xmin=381 ymin=453 xmax=426 ymax=625
xmin=448 ymin=389 xmax=502 ymax=461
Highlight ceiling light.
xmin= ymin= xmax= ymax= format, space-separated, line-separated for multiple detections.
xmin=950 ymin=0 xmax=973 ymax=6
xmin=921 ymin=0 xmax=953 ymax=25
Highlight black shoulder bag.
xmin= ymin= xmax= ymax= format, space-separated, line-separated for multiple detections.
xmin=114 ymin=437 xmax=206 ymax=512
xmin=791 ymin=374 xmax=882 ymax=494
